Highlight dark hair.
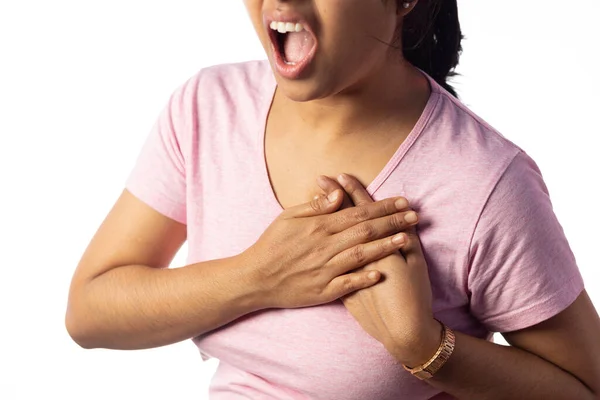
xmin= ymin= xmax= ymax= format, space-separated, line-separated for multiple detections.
xmin=400 ymin=0 xmax=463 ymax=97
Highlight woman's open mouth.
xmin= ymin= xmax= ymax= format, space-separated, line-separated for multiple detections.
xmin=267 ymin=20 xmax=317 ymax=79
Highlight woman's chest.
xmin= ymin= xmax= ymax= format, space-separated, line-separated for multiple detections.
xmin=186 ymin=144 xmax=486 ymax=398
xmin=187 ymin=151 xmax=474 ymax=319
xmin=186 ymin=130 xmax=407 ymax=262
xmin=263 ymin=125 xmax=408 ymax=209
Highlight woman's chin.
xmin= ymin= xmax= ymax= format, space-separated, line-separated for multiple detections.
xmin=275 ymin=80 xmax=333 ymax=103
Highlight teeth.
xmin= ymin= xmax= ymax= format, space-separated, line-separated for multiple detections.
xmin=269 ymin=21 xmax=305 ymax=33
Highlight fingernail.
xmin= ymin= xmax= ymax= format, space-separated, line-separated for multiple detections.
xmin=328 ymin=190 xmax=340 ymax=203
xmin=404 ymin=211 xmax=418 ymax=224
xmin=395 ymin=198 xmax=408 ymax=210
xmin=368 ymin=271 xmax=379 ymax=280
xmin=392 ymin=233 xmax=405 ymax=245
xmin=316 ymin=175 xmax=328 ymax=189
xmin=337 ymin=173 xmax=349 ymax=185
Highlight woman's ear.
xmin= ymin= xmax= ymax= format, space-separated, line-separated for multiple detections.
xmin=396 ymin=0 xmax=418 ymax=16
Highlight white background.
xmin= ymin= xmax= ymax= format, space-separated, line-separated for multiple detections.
xmin=1 ymin=1 xmax=598 ymax=399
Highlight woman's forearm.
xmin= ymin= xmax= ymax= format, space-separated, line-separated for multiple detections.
xmin=418 ymin=331 xmax=596 ymax=400
xmin=65 ymin=254 xmax=264 ymax=350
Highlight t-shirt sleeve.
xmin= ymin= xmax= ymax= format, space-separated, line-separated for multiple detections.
xmin=467 ymin=151 xmax=584 ymax=333
xmin=124 ymin=84 xmax=189 ymax=225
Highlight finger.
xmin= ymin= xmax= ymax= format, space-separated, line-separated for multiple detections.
xmin=337 ymin=173 xmax=374 ymax=206
xmin=398 ymin=216 xmax=427 ymax=267
xmin=283 ymin=189 xmax=343 ymax=218
xmin=317 ymin=175 xmax=354 ymax=209
xmin=316 ymin=175 xmax=340 ymax=194
xmin=330 ymin=209 xmax=418 ymax=254
xmin=325 ymin=195 xmax=410 ymax=233
xmin=325 ymin=232 xmax=407 ymax=277
xmin=321 ymin=269 xmax=381 ymax=303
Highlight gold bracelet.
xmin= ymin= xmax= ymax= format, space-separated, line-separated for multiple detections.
xmin=402 ymin=321 xmax=456 ymax=380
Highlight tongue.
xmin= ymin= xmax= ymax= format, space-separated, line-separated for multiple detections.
xmin=283 ymin=31 xmax=315 ymax=63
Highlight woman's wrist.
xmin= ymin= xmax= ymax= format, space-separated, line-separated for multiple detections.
xmin=391 ymin=318 xmax=444 ymax=367
xmin=232 ymin=248 xmax=271 ymax=312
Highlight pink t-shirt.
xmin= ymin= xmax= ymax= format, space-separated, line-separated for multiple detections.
xmin=125 ymin=60 xmax=585 ymax=399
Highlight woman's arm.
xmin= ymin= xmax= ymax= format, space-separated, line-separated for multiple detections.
xmin=66 ymin=188 xmax=414 ymax=349
xmin=414 ymin=290 xmax=600 ymax=399
xmin=317 ymin=174 xmax=600 ymax=399
xmin=65 ymin=189 xmax=261 ymax=350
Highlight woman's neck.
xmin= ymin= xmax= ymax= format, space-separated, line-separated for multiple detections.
xmin=275 ymin=59 xmax=431 ymax=142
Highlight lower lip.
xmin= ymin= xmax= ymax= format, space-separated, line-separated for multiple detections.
xmin=270 ymin=35 xmax=317 ymax=80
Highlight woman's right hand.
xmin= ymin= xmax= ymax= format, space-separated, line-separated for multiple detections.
xmin=243 ymin=188 xmax=416 ymax=310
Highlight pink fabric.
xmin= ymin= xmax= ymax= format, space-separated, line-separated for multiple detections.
xmin=125 ymin=60 xmax=585 ymax=399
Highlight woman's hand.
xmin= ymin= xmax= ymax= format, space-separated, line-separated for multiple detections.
xmin=316 ymin=174 xmax=442 ymax=367
xmin=244 ymin=188 xmax=419 ymax=310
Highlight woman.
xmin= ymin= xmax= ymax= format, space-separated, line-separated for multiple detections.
xmin=65 ymin=0 xmax=600 ymax=399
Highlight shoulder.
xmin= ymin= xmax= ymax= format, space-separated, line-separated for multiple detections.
xmin=435 ymin=83 xmax=522 ymax=163
xmin=397 ymin=76 xmax=548 ymax=236
xmin=415 ymin=76 xmax=532 ymax=193
xmin=164 ymin=60 xmax=274 ymax=133
xmin=163 ymin=60 xmax=274 ymax=142
xmin=181 ymin=59 xmax=274 ymax=104
xmin=199 ymin=59 xmax=273 ymax=81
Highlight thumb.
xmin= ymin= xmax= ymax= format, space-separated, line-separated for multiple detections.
xmin=317 ymin=175 xmax=354 ymax=209
xmin=283 ymin=189 xmax=343 ymax=219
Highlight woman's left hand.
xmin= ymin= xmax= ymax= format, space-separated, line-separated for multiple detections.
xmin=316 ymin=174 xmax=443 ymax=367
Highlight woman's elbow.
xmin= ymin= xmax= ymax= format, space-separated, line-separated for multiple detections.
xmin=65 ymin=295 xmax=100 ymax=349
